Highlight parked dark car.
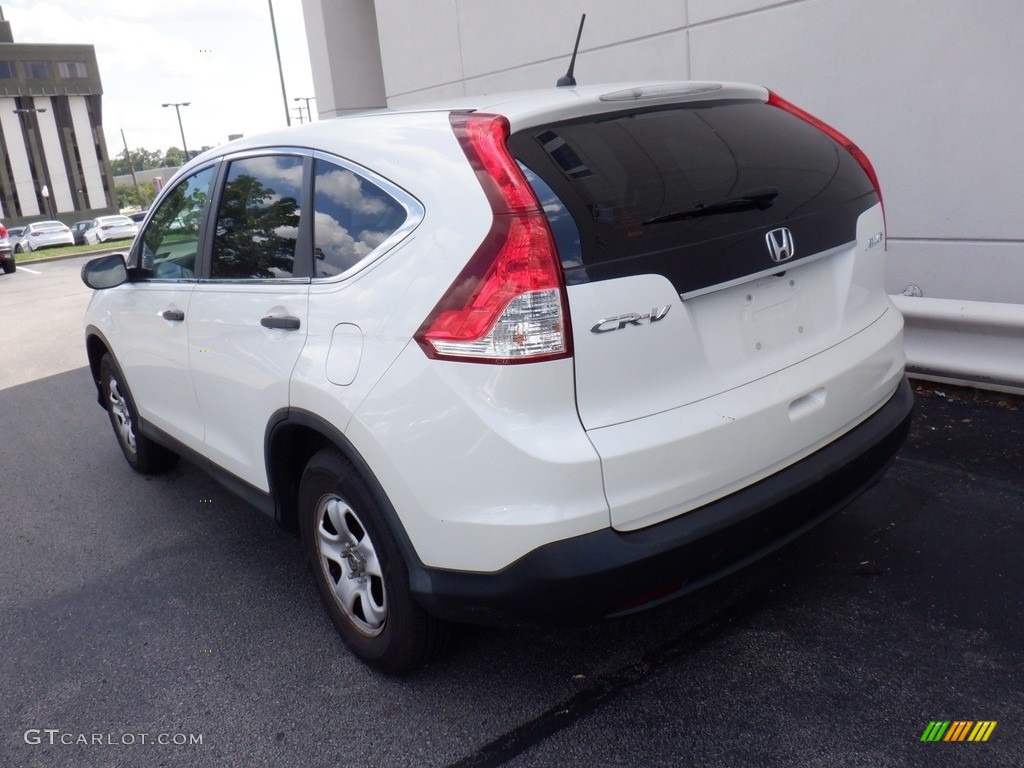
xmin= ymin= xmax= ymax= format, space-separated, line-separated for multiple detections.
xmin=71 ymin=220 xmax=92 ymax=246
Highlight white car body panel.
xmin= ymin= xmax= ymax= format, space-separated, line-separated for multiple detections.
xmin=187 ymin=282 xmax=310 ymax=490
xmin=591 ymin=307 xmax=905 ymax=531
xmin=87 ymin=283 xmax=204 ymax=449
xmin=348 ymin=347 xmax=608 ymax=572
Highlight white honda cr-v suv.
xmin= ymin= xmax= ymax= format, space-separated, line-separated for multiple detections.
xmin=83 ymin=81 xmax=912 ymax=673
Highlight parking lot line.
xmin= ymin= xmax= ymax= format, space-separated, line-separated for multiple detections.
xmin=17 ymin=266 xmax=41 ymax=274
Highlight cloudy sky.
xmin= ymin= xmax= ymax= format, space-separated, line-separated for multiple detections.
xmin=3 ymin=0 xmax=315 ymax=158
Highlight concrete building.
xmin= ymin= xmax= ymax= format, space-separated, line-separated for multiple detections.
xmin=300 ymin=0 xmax=1024 ymax=394
xmin=0 ymin=9 xmax=116 ymax=226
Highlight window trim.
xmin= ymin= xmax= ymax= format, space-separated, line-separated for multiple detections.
xmin=128 ymin=160 xmax=220 ymax=283
xmin=201 ymin=150 xmax=312 ymax=283
xmin=308 ymin=148 xmax=424 ymax=283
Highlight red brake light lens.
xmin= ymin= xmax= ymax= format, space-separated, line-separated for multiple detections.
xmin=767 ymin=91 xmax=883 ymax=211
xmin=414 ymin=113 xmax=571 ymax=364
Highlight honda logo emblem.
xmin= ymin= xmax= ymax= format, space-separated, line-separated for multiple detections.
xmin=765 ymin=228 xmax=795 ymax=263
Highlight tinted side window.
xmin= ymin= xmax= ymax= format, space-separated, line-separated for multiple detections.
xmin=211 ymin=155 xmax=303 ymax=280
xmin=312 ymin=159 xmax=406 ymax=278
xmin=138 ymin=166 xmax=215 ymax=280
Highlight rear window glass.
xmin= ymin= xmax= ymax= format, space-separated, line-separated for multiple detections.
xmin=510 ymin=101 xmax=877 ymax=294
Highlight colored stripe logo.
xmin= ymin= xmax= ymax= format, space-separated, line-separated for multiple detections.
xmin=920 ymin=721 xmax=997 ymax=742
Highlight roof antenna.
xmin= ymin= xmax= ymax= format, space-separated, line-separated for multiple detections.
xmin=556 ymin=13 xmax=587 ymax=87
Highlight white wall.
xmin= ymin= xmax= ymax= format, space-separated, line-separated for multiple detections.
xmin=302 ymin=0 xmax=1024 ymax=389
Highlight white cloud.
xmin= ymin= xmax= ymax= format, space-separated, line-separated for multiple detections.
xmin=316 ymin=169 xmax=390 ymax=215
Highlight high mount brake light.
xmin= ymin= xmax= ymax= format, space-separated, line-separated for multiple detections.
xmin=414 ymin=113 xmax=572 ymax=364
xmin=767 ymin=91 xmax=884 ymax=217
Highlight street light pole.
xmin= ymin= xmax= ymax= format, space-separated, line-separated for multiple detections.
xmin=268 ymin=0 xmax=291 ymax=127
xmin=161 ymin=102 xmax=191 ymax=160
xmin=41 ymin=185 xmax=55 ymax=219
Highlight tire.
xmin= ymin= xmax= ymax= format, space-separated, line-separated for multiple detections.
xmin=99 ymin=353 xmax=179 ymax=474
xmin=13 ymin=243 xmax=22 ymax=254
xmin=298 ymin=447 xmax=456 ymax=674
xmin=1 ymin=255 xmax=13 ymax=274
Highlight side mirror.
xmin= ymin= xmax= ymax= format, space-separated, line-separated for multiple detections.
xmin=81 ymin=253 xmax=128 ymax=290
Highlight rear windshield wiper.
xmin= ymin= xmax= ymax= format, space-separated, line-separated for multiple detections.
xmin=643 ymin=187 xmax=779 ymax=225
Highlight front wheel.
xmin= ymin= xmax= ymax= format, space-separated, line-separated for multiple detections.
xmin=298 ymin=448 xmax=455 ymax=674
xmin=99 ymin=353 xmax=179 ymax=474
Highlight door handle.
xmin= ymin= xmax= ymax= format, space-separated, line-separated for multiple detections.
xmin=261 ymin=315 xmax=301 ymax=330
xmin=162 ymin=309 xmax=185 ymax=322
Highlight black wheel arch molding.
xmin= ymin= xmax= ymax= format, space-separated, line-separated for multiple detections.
xmin=85 ymin=326 xmax=115 ymax=408
xmin=264 ymin=408 xmax=430 ymax=585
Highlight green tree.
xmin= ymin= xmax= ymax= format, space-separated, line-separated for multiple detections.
xmin=110 ymin=148 xmax=163 ymax=176
xmin=163 ymin=147 xmax=187 ymax=167
xmin=116 ymin=180 xmax=156 ymax=210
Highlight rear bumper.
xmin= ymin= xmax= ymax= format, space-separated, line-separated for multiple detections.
xmin=411 ymin=377 xmax=913 ymax=626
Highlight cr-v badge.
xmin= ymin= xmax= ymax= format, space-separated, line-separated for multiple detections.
xmin=765 ymin=227 xmax=795 ymax=262
xmin=590 ymin=305 xmax=671 ymax=334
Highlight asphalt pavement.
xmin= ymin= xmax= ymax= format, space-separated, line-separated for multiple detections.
xmin=1 ymin=257 xmax=1021 ymax=767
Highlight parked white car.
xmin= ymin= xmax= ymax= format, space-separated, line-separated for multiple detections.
xmin=82 ymin=81 xmax=912 ymax=673
xmin=84 ymin=215 xmax=138 ymax=244
xmin=17 ymin=220 xmax=74 ymax=251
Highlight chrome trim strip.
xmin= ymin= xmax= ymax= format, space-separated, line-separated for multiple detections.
xmin=679 ymin=241 xmax=853 ymax=302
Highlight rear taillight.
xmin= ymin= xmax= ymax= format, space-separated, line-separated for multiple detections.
xmin=767 ymin=91 xmax=884 ymax=214
xmin=0 ymin=225 xmax=6 ymax=238
xmin=414 ymin=113 xmax=571 ymax=364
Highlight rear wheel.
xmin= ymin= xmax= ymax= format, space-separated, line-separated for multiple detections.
xmin=1 ymin=255 xmax=13 ymax=274
xmin=99 ymin=353 xmax=179 ymax=474
xmin=298 ymin=448 xmax=455 ymax=674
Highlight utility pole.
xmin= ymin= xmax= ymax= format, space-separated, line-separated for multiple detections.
xmin=121 ymin=128 xmax=145 ymax=207
xmin=161 ymin=102 xmax=191 ymax=159
xmin=294 ymin=96 xmax=316 ymax=123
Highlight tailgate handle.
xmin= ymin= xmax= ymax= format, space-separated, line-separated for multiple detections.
xmin=161 ymin=309 xmax=185 ymax=322
xmin=261 ymin=315 xmax=301 ymax=331
xmin=789 ymin=388 xmax=826 ymax=421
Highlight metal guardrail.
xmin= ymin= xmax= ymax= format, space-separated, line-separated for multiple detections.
xmin=892 ymin=295 xmax=1024 ymax=396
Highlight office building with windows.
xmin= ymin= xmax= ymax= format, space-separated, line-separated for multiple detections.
xmin=0 ymin=11 xmax=116 ymax=225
